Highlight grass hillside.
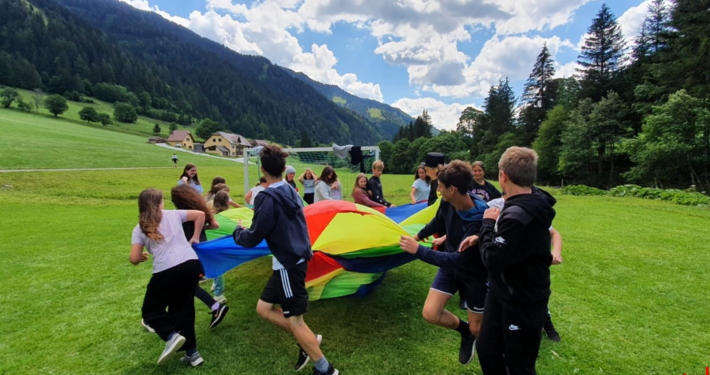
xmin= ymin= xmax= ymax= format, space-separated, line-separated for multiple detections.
xmin=0 ymin=109 xmax=233 ymax=169
xmin=0 ymin=109 xmax=709 ymax=374
xmin=10 ymin=88 xmax=195 ymax=138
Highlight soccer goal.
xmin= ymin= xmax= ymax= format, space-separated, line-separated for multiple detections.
xmin=242 ymin=146 xmax=381 ymax=196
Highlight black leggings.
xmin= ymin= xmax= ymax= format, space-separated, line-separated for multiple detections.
xmin=194 ymin=285 xmax=216 ymax=309
xmin=142 ymin=260 xmax=200 ymax=351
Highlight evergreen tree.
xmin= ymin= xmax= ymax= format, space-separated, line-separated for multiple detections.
xmin=520 ymin=43 xmax=557 ymax=145
xmin=578 ymin=3 xmax=626 ymax=101
xmin=153 ymin=123 xmax=161 ymax=136
xmin=533 ymin=105 xmax=569 ymax=184
xmin=44 ymin=94 xmax=68 ymax=117
xmin=300 ymin=131 xmax=312 ymax=147
xmin=169 ymin=123 xmax=178 ymax=132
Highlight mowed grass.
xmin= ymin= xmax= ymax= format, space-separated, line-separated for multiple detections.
xmin=12 ymin=87 xmax=195 ymax=138
xmin=1 ymin=111 xmax=710 ymax=374
xmin=0 ymin=109 xmax=239 ymax=170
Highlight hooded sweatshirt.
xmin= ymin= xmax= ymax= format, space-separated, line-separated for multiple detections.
xmin=479 ymin=191 xmax=556 ymax=304
xmin=415 ymin=192 xmax=489 ymax=282
xmin=233 ymin=181 xmax=313 ymax=269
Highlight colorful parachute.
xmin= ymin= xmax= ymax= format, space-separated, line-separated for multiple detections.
xmin=193 ymin=199 xmax=440 ymax=301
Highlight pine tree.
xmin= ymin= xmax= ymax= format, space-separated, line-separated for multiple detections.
xmin=520 ymin=44 xmax=557 ymax=145
xmin=577 ymin=3 xmax=626 ymax=101
xmin=153 ymin=123 xmax=161 ymax=136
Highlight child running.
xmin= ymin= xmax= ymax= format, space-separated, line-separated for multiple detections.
xmin=130 ymin=188 xmax=205 ymax=366
xmin=232 ymin=145 xmax=338 ymax=375
xmin=399 ymin=160 xmax=489 ymax=366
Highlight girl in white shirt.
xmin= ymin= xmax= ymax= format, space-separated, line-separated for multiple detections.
xmin=130 ymin=188 xmax=206 ymax=366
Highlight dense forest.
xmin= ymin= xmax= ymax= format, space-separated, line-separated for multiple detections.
xmin=0 ymin=0 xmax=399 ymax=144
xmin=379 ymin=0 xmax=710 ymax=191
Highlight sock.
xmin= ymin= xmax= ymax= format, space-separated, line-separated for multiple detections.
xmin=455 ymin=319 xmax=471 ymax=337
xmin=211 ymin=302 xmax=220 ymax=311
xmin=314 ymin=356 xmax=329 ymax=373
xmin=186 ymin=348 xmax=197 ymax=356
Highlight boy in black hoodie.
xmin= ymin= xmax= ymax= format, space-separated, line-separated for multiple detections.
xmin=475 ymin=147 xmax=556 ymax=375
xmin=399 ymin=160 xmax=489 ymax=366
xmin=233 ymin=145 xmax=338 ymax=375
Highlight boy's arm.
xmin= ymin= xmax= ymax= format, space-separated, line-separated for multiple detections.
xmin=479 ymin=209 xmax=529 ymax=272
xmin=550 ymin=227 xmax=563 ymax=265
xmin=233 ymin=199 xmax=274 ymax=248
xmin=416 ymin=205 xmax=445 ymax=240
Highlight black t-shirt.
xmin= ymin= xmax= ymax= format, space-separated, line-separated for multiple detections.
xmin=182 ymin=222 xmax=207 ymax=242
xmin=469 ymin=180 xmax=501 ymax=202
xmin=428 ymin=180 xmax=438 ymax=206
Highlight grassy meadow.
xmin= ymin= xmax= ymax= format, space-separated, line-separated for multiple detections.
xmin=1 ymin=108 xmax=709 ymax=374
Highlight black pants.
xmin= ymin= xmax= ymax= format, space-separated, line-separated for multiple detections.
xmin=477 ymin=292 xmax=549 ymax=375
xmin=194 ymin=285 xmax=216 ymax=309
xmin=142 ymin=259 xmax=201 ymax=351
xmin=303 ymin=193 xmax=314 ymax=205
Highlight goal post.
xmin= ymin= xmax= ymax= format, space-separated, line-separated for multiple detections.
xmin=242 ymin=146 xmax=381 ymax=196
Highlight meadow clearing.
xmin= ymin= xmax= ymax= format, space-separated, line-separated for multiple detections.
xmin=0 ymin=108 xmax=709 ymax=374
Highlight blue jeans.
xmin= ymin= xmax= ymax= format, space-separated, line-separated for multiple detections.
xmin=213 ymin=275 xmax=225 ymax=297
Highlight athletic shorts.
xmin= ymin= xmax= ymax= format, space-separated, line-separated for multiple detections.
xmin=260 ymin=262 xmax=309 ymax=318
xmin=431 ymin=268 xmax=488 ymax=314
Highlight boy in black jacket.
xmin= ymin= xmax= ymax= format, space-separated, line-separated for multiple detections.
xmin=399 ymin=160 xmax=489 ymax=366
xmin=367 ymin=160 xmax=394 ymax=207
xmin=233 ymin=145 xmax=338 ymax=375
xmin=475 ymin=147 xmax=556 ymax=375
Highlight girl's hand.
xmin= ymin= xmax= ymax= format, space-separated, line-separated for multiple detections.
xmin=181 ymin=176 xmax=188 ymax=183
xmin=140 ymin=252 xmax=149 ymax=262
xmin=411 ymin=199 xmax=417 ymax=205
xmin=189 ymin=238 xmax=200 ymax=245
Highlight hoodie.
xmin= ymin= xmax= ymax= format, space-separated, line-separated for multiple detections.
xmin=415 ymin=192 xmax=489 ymax=282
xmin=233 ymin=181 xmax=313 ymax=269
xmin=479 ymin=191 xmax=556 ymax=304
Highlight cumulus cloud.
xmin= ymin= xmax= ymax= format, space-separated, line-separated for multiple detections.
xmin=391 ymin=97 xmax=480 ymax=131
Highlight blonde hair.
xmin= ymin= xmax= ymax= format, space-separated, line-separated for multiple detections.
xmin=372 ymin=160 xmax=384 ymax=172
xmin=351 ymin=173 xmax=368 ymax=198
xmin=138 ymin=188 xmax=164 ymax=242
xmin=498 ymin=147 xmax=538 ymax=187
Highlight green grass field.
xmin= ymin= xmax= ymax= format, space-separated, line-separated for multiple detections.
xmin=10 ymin=88 xmax=196 ymax=138
xmin=1 ymin=109 xmax=709 ymax=374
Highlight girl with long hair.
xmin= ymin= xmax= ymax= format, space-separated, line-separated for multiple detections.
xmin=410 ymin=165 xmax=431 ymax=204
xmin=130 ymin=188 xmax=205 ymax=366
xmin=178 ymin=163 xmax=203 ymax=195
xmin=206 ymin=181 xmax=242 ymax=209
xmin=469 ymin=161 xmax=501 ymax=202
xmin=351 ymin=173 xmax=384 ymax=207
xmin=298 ymin=168 xmax=317 ymax=204
xmin=170 ymin=185 xmax=230 ymax=323
xmin=314 ymin=166 xmax=340 ymax=203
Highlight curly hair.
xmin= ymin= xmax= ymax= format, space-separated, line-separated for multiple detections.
xmin=138 ymin=188 xmax=164 ymax=242
xmin=170 ymin=184 xmax=214 ymax=223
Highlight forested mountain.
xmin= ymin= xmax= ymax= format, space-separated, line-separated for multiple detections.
xmin=0 ymin=0 xmax=390 ymax=145
xmin=284 ymin=69 xmax=414 ymax=140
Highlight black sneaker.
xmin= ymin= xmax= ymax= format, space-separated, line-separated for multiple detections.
xmin=295 ymin=334 xmax=323 ymax=371
xmin=543 ymin=317 xmax=561 ymax=342
xmin=459 ymin=334 xmax=476 ymax=365
xmin=209 ymin=304 xmax=229 ymax=330
xmin=312 ymin=364 xmax=339 ymax=375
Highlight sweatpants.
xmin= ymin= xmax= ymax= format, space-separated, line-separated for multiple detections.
xmin=142 ymin=259 xmax=201 ymax=351
xmin=476 ymin=292 xmax=549 ymax=375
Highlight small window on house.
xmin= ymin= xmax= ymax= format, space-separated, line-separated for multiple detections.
xmin=212 ymin=138 xmax=216 ymax=142
xmin=218 ymin=138 xmax=221 ymax=142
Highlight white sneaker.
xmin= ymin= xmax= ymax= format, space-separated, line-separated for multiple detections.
xmin=141 ymin=319 xmax=155 ymax=334
xmin=181 ymin=351 xmax=205 ymax=367
xmin=210 ymin=282 xmax=216 ymax=292
xmin=157 ymin=333 xmax=186 ymax=364
xmin=214 ymin=294 xmax=227 ymax=304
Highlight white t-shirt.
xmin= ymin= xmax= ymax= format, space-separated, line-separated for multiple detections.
xmin=249 ymin=185 xmax=266 ymax=205
xmin=412 ymin=179 xmax=430 ymax=203
xmin=131 ymin=210 xmax=199 ymax=274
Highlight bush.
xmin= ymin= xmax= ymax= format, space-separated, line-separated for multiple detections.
xmin=97 ymin=113 xmax=112 ymax=126
xmin=561 ymin=185 xmax=606 ymax=196
xmin=17 ymin=98 xmax=32 ymax=112
xmin=114 ymin=102 xmax=138 ymax=123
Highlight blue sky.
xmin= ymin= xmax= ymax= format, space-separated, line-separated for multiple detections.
xmin=120 ymin=0 xmax=654 ymax=130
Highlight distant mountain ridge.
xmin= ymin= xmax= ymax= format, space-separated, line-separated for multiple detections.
xmin=284 ymin=69 xmax=414 ymax=140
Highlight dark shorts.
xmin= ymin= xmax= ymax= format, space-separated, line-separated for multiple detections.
xmin=431 ymin=268 xmax=488 ymax=314
xmin=260 ymin=261 xmax=309 ymax=318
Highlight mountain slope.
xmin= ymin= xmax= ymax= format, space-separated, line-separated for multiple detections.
xmin=284 ymin=69 xmax=414 ymax=140
xmin=1 ymin=0 xmax=386 ymax=144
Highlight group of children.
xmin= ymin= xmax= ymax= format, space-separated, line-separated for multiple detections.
xmin=130 ymin=145 xmax=562 ymax=374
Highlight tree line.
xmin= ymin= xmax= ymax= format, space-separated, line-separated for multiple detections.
xmin=380 ymin=1 xmax=710 ymax=191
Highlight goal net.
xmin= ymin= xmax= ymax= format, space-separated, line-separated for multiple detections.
xmin=242 ymin=146 xmax=381 ymax=197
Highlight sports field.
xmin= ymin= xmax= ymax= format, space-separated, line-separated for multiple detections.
xmin=1 ymin=109 xmax=709 ymax=374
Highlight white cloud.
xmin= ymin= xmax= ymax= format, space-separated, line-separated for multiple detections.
xmin=618 ymin=0 xmax=653 ymax=45
xmin=554 ymin=61 xmax=579 ymax=79
xmin=391 ymin=97 xmax=479 ymax=131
